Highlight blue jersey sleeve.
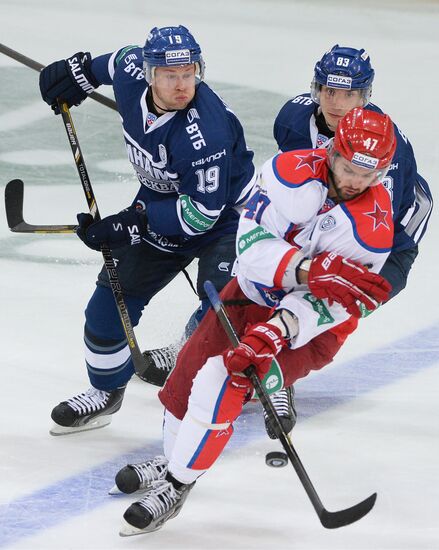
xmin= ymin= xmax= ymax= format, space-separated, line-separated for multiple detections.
xmin=90 ymin=46 xmax=142 ymax=85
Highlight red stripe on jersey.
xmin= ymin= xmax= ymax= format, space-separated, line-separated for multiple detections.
xmin=274 ymin=149 xmax=329 ymax=187
xmin=341 ymin=184 xmax=393 ymax=252
xmin=273 ymin=246 xmax=300 ymax=288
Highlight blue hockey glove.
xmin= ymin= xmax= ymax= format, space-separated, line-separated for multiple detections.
xmin=76 ymin=205 xmax=148 ymax=251
xmin=39 ymin=52 xmax=99 ymax=114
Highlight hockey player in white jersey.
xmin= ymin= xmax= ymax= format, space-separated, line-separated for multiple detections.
xmin=39 ymin=26 xmax=256 ymax=434
xmin=114 ymin=107 xmax=395 ymax=535
xmin=267 ymin=44 xmax=433 ymax=440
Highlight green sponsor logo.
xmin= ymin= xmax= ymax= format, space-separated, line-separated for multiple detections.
xmin=251 ymin=359 xmax=284 ymax=399
xmin=115 ymin=45 xmax=139 ymax=65
xmin=358 ymin=302 xmax=379 ymax=318
xmin=238 ymin=226 xmax=275 ymax=255
xmin=303 ymin=293 xmax=334 ymax=326
xmin=180 ymin=195 xmax=215 ymax=231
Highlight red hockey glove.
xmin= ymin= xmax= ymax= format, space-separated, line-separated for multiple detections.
xmin=308 ymin=251 xmax=391 ymax=318
xmin=224 ymin=323 xmax=286 ymax=388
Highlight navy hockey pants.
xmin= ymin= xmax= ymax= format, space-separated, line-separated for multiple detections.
xmin=84 ymin=233 xmax=236 ymax=390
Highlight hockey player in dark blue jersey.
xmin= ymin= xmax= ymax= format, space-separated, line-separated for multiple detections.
xmin=266 ymin=45 xmax=433 ymax=441
xmin=39 ymin=25 xmax=257 ymax=435
xmin=275 ymin=45 xmax=432 ymax=297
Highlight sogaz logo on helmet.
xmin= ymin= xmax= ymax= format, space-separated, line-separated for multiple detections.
xmin=327 ymin=74 xmax=352 ymax=89
xmin=165 ymin=49 xmax=191 ymax=65
xmin=351 ymin=152 xmax=379 ymax=170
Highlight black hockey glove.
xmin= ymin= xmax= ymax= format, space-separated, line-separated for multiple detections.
xmin=76 ymin=205 xmax=148 ymax=251
xmin=39 ymin=52 xmax=99 ymax=114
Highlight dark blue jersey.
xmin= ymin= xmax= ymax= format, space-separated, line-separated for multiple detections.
xmin=274 ymin=93 xmax=433 ymax=255
xmin=90 ymin=46 xmax=256 ymax=253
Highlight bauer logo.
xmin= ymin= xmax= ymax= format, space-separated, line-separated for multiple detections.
xmin=165 ymin=49 xmax=191 ymax=65
xmin=327 ymin=74 xmax=352 ymax=89
xmin=352 ymin=152 xmax=379 ymax=169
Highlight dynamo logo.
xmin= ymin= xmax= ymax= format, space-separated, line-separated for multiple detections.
xmin=165 ymin=49 xmax=191 ymax=65
xmin=327 ymin=74 xmax=352 ymax=89
xmin=351 ymin=152 xmax=379 ymax=169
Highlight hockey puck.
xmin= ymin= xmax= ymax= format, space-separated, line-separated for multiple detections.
xmin=265 ymin=451 xmax=288 ymax=468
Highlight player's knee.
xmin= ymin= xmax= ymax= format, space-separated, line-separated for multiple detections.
xmin=188 ymin=356 xmax=243 ymax=427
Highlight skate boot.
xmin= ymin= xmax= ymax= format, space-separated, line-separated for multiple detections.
xmin=120 ymin=477 xmax=194 ymax=536
xmin=264 ymin=386 xmax=297 ymax=439
xmin=50 ymin=386 xmax=126 ymax=436
xmin=141 ymin=344 xmax=179 ymax=387
xmin=109 ymin=455 xmax=168 ymax=495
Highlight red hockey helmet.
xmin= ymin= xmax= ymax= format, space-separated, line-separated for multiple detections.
xmin=332 ymin=107 xmax=396 ymax=172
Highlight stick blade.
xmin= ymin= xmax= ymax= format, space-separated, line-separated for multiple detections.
xmin=5 ymin=179 xmax=24 ymax=230
xmin=319 ymin=492 xmax=377 ymax=529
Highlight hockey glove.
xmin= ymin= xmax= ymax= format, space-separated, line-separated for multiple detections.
xmin=76 ymin=205 xmax=148 ymax=251
xmin=308 ymin=251 xmax=391 ymax=318
xmin=224 ymin=323 xmax=286 ymax=389
xmin=39 ymin=52 xmax=99 ymax=114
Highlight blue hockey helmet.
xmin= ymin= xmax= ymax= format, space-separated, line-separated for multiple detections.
xmin=143 ymin=25 xmax=205 ymax=83
xmin=311 ymin=45 xmax=375 ymax=106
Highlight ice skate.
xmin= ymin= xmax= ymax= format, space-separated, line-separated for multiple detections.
xmin=120 ymin=479 xmax=194 ymax=536
xmin=50 ymin=386 xmax=125 ymax=435
xmin=264 ymin=386 xmax=297 ymax=439
xmin=109 ymin=455 xmax=168 ymax=495
xmin=141 ymin=344 xmax=179 ymax=386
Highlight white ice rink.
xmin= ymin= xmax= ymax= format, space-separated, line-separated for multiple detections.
xmin=1 ymin=1 xmax=439 ymax=548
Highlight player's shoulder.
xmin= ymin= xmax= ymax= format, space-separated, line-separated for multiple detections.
xmin=340 ymin=184 xmax=393 ymax=252
xmin=261 ymin=150 xmax=328 ymax=222
xmin=173 ymin=83 xmax=238 ymax=158
xmin=278 ymin=93 xmax=316 ymax=116
xmin=367 ymin=103 xmax=414 ymax=159
xmin=271 ymin=148 xmax=328 ymax=187
xmin=111 ymin=45 xmax=145 ymax=82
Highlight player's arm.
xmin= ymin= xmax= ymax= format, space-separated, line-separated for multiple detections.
xmin=382 ymin=143 xmax=433 ymax=299
xmin=380 ymin=245 xmax=419 ymax=299
xmin=39 ymin=46 xmax=139 ymax=113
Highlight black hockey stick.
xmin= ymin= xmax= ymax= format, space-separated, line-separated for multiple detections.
xmin=57 ymin=100 xmax=151 ymax=382
xmin=5 ymin=179 xmax=77 ymax=233
xmin=203 ymin=279 xmax=377 ymax=529
xmin=0 ymin=43 xmax=117 ymax=111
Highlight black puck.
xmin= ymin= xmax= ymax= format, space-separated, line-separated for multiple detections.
xmin=265 ymin=451 xmax=288 ymax=468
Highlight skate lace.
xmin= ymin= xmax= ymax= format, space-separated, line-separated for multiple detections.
xmin=137 ymin=480 xmax=180 ymax=519
xmin=67 ymin=387 xmax=110 ymax=414
xmin=149 ymin=347 xmax=177 ymax=372
xmin=264 ymin=387 xmax=291 ymax=419
xmin=132 ymin=456 xmax=168 ymax=487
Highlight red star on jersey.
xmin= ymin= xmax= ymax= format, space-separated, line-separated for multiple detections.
xmin=364 ymin=201 xmax=390 ymax=231
xmin=294 ymin=152 xmax=326 ymax=173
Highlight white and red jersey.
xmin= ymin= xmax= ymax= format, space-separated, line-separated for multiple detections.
xmin=236 ymin=149 xmax=394 ymax=348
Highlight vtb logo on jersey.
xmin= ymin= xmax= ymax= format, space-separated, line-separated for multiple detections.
xmin=294 ymin=152 xmax=326 ymax=173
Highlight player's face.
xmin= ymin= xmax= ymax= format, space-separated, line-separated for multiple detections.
xmin=151 ymin=65 xmax=197 ymax=111
xmin=319 ymin=87 xmax=364 ymax=131
xmin=329 ymin=155 xmax=380 ymax=201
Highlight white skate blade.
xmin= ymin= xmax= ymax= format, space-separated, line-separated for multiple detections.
xmin=108 ymin=484 xmax=122 ymax=495
xmin=119 ymin=519 xmax=162 ymax=537
xmin=49 ymin=415 xmax=112 ymax=436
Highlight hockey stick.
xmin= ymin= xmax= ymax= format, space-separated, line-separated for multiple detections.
xmin=57 ymin=100 xmax=151 ymax=382
xmin=5 ymin=179 xmax=76 ymax=233
xmin=203 ymin=279 xmax=377 ymax=529
xmin=0 ymin=43 xmax=117 ymax=111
